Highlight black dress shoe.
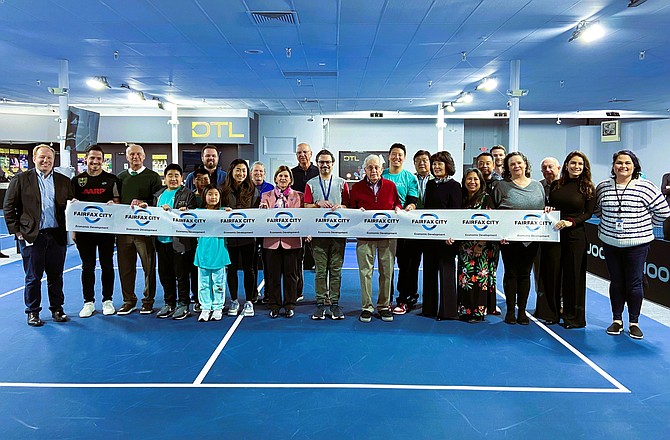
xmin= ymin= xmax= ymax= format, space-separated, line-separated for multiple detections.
xmin=504 ymin=313 xmax=517 ymax=325
xmin=516 ymin=315 xmax=530 ymax=325
xmin=543 ymin=319 xmax=558 ymax=326
xmin=0 ymin=252 xmax=9 ymax=258
xmin=52 ymin=309 xmax=69 ymax=322
xmin=562 ymin=322 xmax=585 ymax=329
xmin=27 ymin=312 xmax=45 ymax=327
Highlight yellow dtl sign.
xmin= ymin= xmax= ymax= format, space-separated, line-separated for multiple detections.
xmin=191 ymin=121 xmax=244 ymax=138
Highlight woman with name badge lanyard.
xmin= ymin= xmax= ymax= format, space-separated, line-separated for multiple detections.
xmin=594 ymin=150 xmax=670 ymax=340
xmin=220 ymin=159 xmax=260 ymax=318
xmin=541 ymin=151 xmax=596 ymax=329
xmin=260 ymin=166 xmax=304 ymax=318
xmin=493 ymin=151 xmax=545 ymax=326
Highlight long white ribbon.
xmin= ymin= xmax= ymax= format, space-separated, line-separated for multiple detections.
xmin=66 ymin=201 xmax=560 ymax=242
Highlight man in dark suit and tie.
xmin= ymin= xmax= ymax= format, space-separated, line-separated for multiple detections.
xmin=3 ymin=144 xmax=74 ymax=326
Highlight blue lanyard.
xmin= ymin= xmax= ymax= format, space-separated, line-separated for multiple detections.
xmin=319 ymin=176 xmax=333 ymax=201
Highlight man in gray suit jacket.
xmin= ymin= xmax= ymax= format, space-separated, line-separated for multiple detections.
xmin=3 ymin=144 xmax=74 ymax=326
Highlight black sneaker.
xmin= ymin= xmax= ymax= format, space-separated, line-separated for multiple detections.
xmin=193 ymin=302 xmax=202 ymax=313
xmin=606 ymin=321 xmax=623 ymax=335
xmin=285 ymin=309 xmax=295 ymax=318
xmin=311 ymin=304 xmax=327 ymax=320
xmin=504 ymin=313 xmax=516 ymax=325
xmin=139 ymin=304 xmax=153 ymax=315
xmin=330 ymin=304 xmax=345 ymax=320
xmin=172 ymin=305 xmax=190 ymax=320
xmin=156 ymin=305 xmax=174 ymax=319
xmin=117 ymin=303 xmax=136 ymax=315
xmin=629 ymin=325 xmax=643 ymax=340
xmin=380 ymin=309 xmax=394 ymax=322
xmin=359 ymin=310 xmax=372 ymax=323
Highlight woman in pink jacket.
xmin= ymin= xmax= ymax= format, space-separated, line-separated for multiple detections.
xmin=260 ymin=166 xmax=304 ymax=318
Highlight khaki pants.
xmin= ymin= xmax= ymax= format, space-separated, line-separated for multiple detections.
xmin=356 ymin=239 xmax=396 ymax=312
xmin=116 ymin=234 xmax=156 ymax=307
xmin=312 ymin=238 xmax=346 ymax=305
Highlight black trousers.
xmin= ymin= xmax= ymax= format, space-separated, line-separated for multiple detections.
xmin=396 ymin=238 xmax=423 ymax=306
xmin=664 ymin=217 xmax=670 ymax=241
xmin=76 ymin=232 xmax=116 ymax=303
xmin=422 ymin=241 xmax=458 ymax=319
xmin=227 ymin=243 xmax=257 ymax=302
xmin=19 ymin=229 xmax=66 ymax=314
xmin=156 ymin=241 xmax=193 ymax=307
xmin=296 ymin=241 xmax=314 ymax=296
xmin=541 ymin=227 xmax=588 ymax=326
xmin=500 ymin=242 xmax=539 ymax=316
xmin=265 ymin=246 xmax=299 ymax=312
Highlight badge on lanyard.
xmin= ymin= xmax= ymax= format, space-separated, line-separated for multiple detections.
xmin=615 ymin=218 xmax=624 ymax=231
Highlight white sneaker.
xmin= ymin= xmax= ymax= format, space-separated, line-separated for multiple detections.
xmin=79 ymin=302 xmax=95 ymax=318
xmin=102 ymin=300 xmax=116 ymax=316
xmin=211 ymin=309 xmax=223 ymax=321
xmin=228 ymin=299 xmax=240 ymax=316
xmin=198 ymin=310 xmax=211 ymax=322
xmin=243 ymin=301 xmax=254 ymax=317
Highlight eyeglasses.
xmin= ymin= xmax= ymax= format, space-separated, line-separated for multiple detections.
xmin=317 ymin=160 xmax=332 ymax=165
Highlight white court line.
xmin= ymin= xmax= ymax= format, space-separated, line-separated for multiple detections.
xmin=193 ymin=314 xmax=245 ymax=385
xmin=0 ymin=275 xmax=629 ymax=394
xmin=0 ymin=382 xmax=630 ymax=392
xmin=0 ymin=265 xmax=82 ymax=299
xmin=497 ymin=289 xmax=630 ymax=393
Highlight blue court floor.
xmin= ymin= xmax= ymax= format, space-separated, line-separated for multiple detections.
xmin=1 ymin=228 xmax=670 ymax=439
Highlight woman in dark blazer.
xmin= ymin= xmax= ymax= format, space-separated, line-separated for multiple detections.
xmin=422 ymin=151 xmax=462 ymax=320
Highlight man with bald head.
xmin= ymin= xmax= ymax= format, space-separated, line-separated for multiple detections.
xmin=534 ymin=156 xmax=561 ymax=321
xmin=4 ymin=144 xmax=73 ymax=326
xmin=291 ymin=142 xmax=319 ymax=301
xmin=116 ymin=144 xmax=162 ymax=315
xmin=540 ymin=157 xmax=561 ymax=200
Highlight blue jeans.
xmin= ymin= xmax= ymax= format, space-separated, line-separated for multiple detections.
xmin=603 ymin=242 xmax=650 ymax=323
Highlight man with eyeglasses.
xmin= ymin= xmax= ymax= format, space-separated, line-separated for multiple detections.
xmin=349 ymin=154 xmax=402 ymax=323
xmin=291 ymin=142 xmax=319 ymax=302
xmin=381 ymin=143 xmax=419 ymax=316
xmin=304 ymin=149 xmax=350 ymax=320
xmin=394 ymin=149 xmax=432 ymax=314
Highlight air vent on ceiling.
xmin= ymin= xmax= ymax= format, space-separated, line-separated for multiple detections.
xmin=249 ymin=11 xmax=299 ymax=25
xmin=283 ymin=71 xmax=338 ymax=78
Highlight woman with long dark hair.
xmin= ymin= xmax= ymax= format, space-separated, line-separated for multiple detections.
xmin=220 ymin=159 xmax=260 ymax=317
xmin=493 ymin=152 xmax=545 ymax=325
xmin=594 ymin=150 xmax=669 ymax=339
xmin=541 ymin=151 xmax=595 ymax=328
xmin=457 ymin=168 xmax=496 ymax=322
xmin=422 ymin=151 xmax=462 ymax=320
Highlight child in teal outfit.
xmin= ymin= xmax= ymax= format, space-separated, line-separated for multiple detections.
xmin=194 ymin=185 xmax=231 ymax=321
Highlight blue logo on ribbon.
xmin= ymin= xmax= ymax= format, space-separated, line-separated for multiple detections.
xmin=372 ymin=212 xmax=391 ymax=230
xmin=275 ymin=211 xmax=293 ymax=230
xmin=179 ymin=212 xmax=198 ymax=230
xmin=83 ymin=205 xmax=103 ymax=224
xmin=228 ymin=212 xmax=247 ymax=230
xmin=134 ymin=209 xmax=152 ymax=227
xmin=419 ymin=213 xmax=438 ymax=231
xmin=471 ymin=212 xmax=491 ymax=232
xmin=323 ymin=211 xmax=342 ymax=230
xmin=523 ymin=213 xmax=542 ymax=231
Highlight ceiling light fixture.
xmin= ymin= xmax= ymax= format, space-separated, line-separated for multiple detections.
xmin=86 ymin=76 xmax=111 ymax=90
xmin=455 ymin=92 xmax=473 ymax=104
xmin=286 ymin=47 xmax=292 ymax=58
xmin=441 ymin=102 xmax=456 ymax=113
xmin=475 ymin=77 xmax=498 ymax=91
xmin=628 ymin=0 xmax=649 ymax=7
xmin=121 ymin=84 xmax=145 ymax=102
xmin=568 ymin=20 xmax=605 ymax=43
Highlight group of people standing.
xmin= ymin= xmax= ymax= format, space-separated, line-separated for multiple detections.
xmin=3 ymin=141 xmax=668 ymax=340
